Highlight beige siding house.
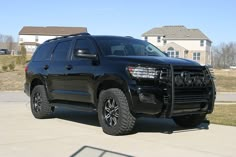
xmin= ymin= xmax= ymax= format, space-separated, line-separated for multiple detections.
xmin=18 ymin=26 xmax=87 ymax=54
xmin=142 ymin=26 xmax=212 ymax=65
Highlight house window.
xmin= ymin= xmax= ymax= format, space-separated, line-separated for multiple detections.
xmin=163 ymin=40 xmax=167 ymax=45
xmin=157 ymin=36 xmax=161 ymax=43
xmin=176 ymin=51 xmax=179 ymax=58
xmin=167 ymin=47 xmax=179 ymax=58
xmin=200 ymin=40 xmax=204 ymax=46
xmin=193 ymin=52 xmax=201 ymax=61
xmin=184 ymin=50 xmax=188 ymax=58
xmin=206 ymin=40 xmax=211 ymax=46
xmin=144 ymin=36 xmax=148 ymax=41
xmin=35 ymin=36 xmax=38 ymax=42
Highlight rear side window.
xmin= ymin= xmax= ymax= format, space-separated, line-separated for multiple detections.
xmin=52 ymin=40 xmax=72 ymax=61
xmin=33 ymin=43 xmax=54 ymax=61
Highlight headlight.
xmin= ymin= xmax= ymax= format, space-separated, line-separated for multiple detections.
xmin=127 ymin=66 xmax=158 ymax=79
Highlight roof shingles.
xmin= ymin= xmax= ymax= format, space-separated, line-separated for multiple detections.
xmin=19 ymin=26 xmax=87 ymax=36
xmin=142 ymin=25 xmax=210 ymax=41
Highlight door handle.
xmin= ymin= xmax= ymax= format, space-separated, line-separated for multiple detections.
xmin=43 ymin=65 xmax=49 ymax=70
xmin=65 ymin=65 xmax=73 ymax=70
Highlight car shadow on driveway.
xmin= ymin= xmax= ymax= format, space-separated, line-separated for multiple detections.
xmin=133 ymin=117 xmax=209 ymax=134
xmin=54 ymin=107 xmax=209 ymax=135
xmin=54 ymin=107 xmax=100 ymax=127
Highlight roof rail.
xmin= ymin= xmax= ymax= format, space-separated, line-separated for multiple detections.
xmin=125 ymin=36 xmax=133 ymax=38
xmin=45 ymin=32 xmax=91 ymax=42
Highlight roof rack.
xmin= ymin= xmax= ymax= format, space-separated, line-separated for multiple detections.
xmin=45 ymin=32 xmax=91 ymax=42
xmin=125 ymin=36 xmax=133 ymax=38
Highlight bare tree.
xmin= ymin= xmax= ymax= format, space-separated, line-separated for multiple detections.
xmin=0 ymin=33 xmax=15 ymax=54
xmin=5 ymin=35 xmax=14 ymax=51
xmin=212 ymin=42 xmax=236 ymax=68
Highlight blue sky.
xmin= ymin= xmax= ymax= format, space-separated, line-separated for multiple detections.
xmin=1 ymin=0 xmax=235 ymax=45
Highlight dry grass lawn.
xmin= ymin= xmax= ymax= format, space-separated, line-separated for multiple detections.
xmin=0 ymin=55 xmax=26 ymax=91
xmin=208 ymin=105 xmax=236 ymax=126
xmin=214 ymin=69 xmax=236 ymax=92
xmin=0 ymin=66 xmax=25 ymax=90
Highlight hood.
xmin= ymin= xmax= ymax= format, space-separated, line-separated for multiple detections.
xmin=106 ymin=56 xmax=201 ymax=66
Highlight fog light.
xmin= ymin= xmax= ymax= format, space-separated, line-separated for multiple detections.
xmin=184 ymin=75 xmax=192 ymax=86
xmin=175 ymin=75 xmax=184 ymax=86
xmin=139 ymin=93 xmax=156 ymax=104
xmin=193 ymin=76 xmax=203 ymax=87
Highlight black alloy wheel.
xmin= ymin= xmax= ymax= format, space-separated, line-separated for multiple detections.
xmin=30 ymin=85 xmax=53 ymax=119
xmin=98 ymin=88 xmax=136 ymax=135
xmin=103 ymin=98 xmax=119 ymax=127
xmin=32 ymin=92 xmax=42 ymax=113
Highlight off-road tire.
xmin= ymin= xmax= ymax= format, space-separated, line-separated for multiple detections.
xmin=30 ymin=85 xmax=53 ymax=119
xmin=173 ymin=114 xmax=206 ymax=128
xmin=98 ymin=88 xmax=136 ymax=135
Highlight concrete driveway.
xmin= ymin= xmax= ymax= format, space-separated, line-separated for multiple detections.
xmin=0 ymin=91 xmax=236 ymax=157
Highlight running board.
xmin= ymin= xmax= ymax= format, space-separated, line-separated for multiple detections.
xmin=52 ymin=103 xmax=96 ymax=112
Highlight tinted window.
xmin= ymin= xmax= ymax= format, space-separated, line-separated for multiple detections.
xmin=95 ymin=37 xmax=166 ymax=57
xmin=52 ymin=40 xmax=72 ymax=61
xmin=74 ymin=39 xmax=96 ymax=54
xmin=33 ymin=43 xmax=54 ymax=61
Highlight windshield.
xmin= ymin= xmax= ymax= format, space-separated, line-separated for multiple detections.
xmin=95 ymin=37 xmax=166 ymax=57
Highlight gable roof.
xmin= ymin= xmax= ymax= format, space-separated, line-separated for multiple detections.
xmin=142 ymin=25 xmax=211 ymax=42
xmin=163 ymin=42 xmax=188 ymax=51
xmin=19 ymin=26 xmax=87 ymax=36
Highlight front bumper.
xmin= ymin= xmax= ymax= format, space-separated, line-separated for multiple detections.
xmin=128 ymin=65 xmax=216 ymax=117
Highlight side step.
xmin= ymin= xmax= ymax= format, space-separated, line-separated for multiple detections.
xmin=52 ymin=103 xmax=96 ymax=112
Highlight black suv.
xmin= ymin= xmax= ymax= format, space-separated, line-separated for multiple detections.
xmin=24 ymin=33 xmax=215 ymax=135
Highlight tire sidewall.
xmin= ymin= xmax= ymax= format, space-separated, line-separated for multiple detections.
xmin=31 ymin=86 xmax=41 ymax=118
xmin=30 ymin=85 xmax=52 ymax=119
xmin=98 ymin=90 xmax=125 ymax=135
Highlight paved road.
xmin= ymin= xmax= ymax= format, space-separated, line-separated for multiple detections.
xmin=0 ymin=91 xmax=28 ymax=102
xmin=216 ymin=92 xmax=236 ymax=102
xmin=0 ymin=92 xmax=236 ymax=157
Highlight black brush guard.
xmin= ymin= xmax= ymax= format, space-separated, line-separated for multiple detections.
xmin=162 ymin=65 xmax=216 ymax=118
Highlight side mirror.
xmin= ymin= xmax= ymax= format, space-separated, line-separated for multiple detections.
xmin=75 ymin=49 xmax=97 ymax=59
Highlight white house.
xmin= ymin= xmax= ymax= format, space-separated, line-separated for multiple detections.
xmin=142 ymin=25 xmax=212 ymax=65
xmin=18 ymin=26 xmax=87 ymax=54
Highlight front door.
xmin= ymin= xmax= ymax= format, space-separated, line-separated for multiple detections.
xmin=63 ymin=37 xmax=98 ymax=103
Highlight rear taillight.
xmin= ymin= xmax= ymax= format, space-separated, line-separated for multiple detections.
xmin=25 ymin=65 xmax=28 ymax=72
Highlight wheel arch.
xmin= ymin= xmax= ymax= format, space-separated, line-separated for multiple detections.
xmin=95 ymin=76 xmax=133 ymax=109
xmin=30 ymin=77 xmax=48 ymax=96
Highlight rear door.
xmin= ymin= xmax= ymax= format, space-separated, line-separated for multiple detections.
xmin=47 ymin=39 xmax=73 ymax=101
xmin=28 ymin=42 xmax=54 ymax=95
